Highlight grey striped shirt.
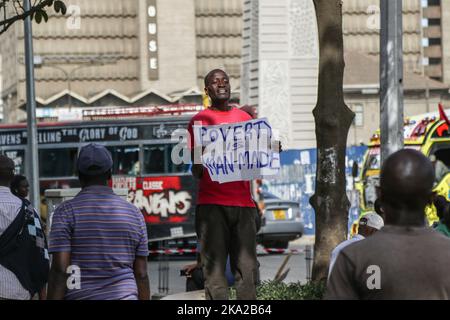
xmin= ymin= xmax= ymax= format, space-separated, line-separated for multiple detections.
xmin=0 ymin=186 xmax=31 ymax=300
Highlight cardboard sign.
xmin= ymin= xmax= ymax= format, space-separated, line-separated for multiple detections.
xmin=193 ymin=118 xmax=280 ymax=183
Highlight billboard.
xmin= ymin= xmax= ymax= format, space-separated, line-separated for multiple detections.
xmin=112 ymin=175 xmax=198 ymax=241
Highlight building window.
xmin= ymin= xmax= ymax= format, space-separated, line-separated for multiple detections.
xmin=353 ymin=104 xmax=364 ymax=127
xmin=429 ymin=38 xmax=441 ymax=46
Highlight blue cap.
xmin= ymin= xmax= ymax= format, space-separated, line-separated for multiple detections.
xmin=77 ymin=143 xmax=113 ymax=175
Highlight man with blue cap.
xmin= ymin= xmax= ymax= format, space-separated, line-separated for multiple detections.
xmin=47 ymin=143 xmax=150 ymax=300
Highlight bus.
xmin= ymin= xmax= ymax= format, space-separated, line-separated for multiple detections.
xmin=0 ymin=104 xmax=203 ymax=248
xmin=353 ymin=105 xmax=450 ymax=233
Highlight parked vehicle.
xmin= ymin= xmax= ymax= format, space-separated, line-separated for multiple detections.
xmin=0 ymin=104 xmax=202 ymax=250
xmin=354 ymin=105 xmax=450 ymax=234
xmin=257 ymin=191 xmax=304 ymax=249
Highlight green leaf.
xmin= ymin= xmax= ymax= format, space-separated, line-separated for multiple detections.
xmin=54 ymin=0 xmax=61 ymax=13
xmin=41 ymin=10 xmax=48 ymax=23
xmin=35 ymin=10 xmax=42 ymax=24
xmin=54 ymin=0 xmax=66 ymax=15
xmin=60 ymin=2 xmax=67 ymax=15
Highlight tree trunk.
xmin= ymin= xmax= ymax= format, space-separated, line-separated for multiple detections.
xmin=310 ymin=0 xmax=355 ymax=282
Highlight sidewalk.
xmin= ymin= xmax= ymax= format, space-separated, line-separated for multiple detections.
xmin=160 ymin=290 xmax=205 ymax=300
xmin=158 ymin=234 xmax=316 ymax=300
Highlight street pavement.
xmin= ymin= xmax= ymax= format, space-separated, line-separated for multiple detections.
xmin=148 ymin=236 xmax=315 ymax=298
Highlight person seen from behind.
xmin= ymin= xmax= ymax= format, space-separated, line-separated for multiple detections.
xmin=47 ymin=143 xmax=150 ymax=300
xmin=432 ymin=194 xmax=450 ymax=237
xmin=0 ymin=156 xmax=48 ymax=300
xmin=328 ymin=212 xmax=383 ymax=277
xmin=326 ymin=149 xmax=450 ymax=299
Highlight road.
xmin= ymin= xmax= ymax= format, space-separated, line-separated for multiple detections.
xmin=148 ymin=236 xmax=314 ymax=298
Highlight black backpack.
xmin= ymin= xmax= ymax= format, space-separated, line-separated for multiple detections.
xmin=0 ymin=199 xmax=50 ymax=297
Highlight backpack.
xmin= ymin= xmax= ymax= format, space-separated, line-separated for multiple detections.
xmin=0 ymin=199 xmax=50 ymax=296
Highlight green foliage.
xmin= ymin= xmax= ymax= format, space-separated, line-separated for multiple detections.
xmin=16 ymin=0 xmax=67 ymax=24
xmin=31 ymin=0 xmax=65 ymax=23
xmin=53 ymin=0 xmax=66 ymax=15
xmin=229 ymin=280 xmax=326 ymax=300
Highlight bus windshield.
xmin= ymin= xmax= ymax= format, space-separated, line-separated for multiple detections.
xmin=364 ymin=147 xmax=381 ymax=172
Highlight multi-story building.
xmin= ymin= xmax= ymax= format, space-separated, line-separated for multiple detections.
xmin=342 ymin=0 xmax=450 ymax=145
xmin=416 ymin=0 xmax=450 ymax=83
xmin=241 ymin=0 xmax=319 ymax=149
xmin=343 ymin=0 xmax=423 ymax=75
xmin=343 ymin=0 xmax=450 ymax=83
xmin=2 ymin=0 xmax=193 ymax=121
xmin=241 ymin=0 xmax=450 ymax=148
xmin=195 ymin=0 xmax=243 ymax=90
xmin=0 ymin=0 xmax=245 ymax=122
xmin=2 ymin=0 xmax=450 ymax=147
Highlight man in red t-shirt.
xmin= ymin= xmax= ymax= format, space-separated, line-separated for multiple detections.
xmin=187 ymin=69 xmax=258 ymax=300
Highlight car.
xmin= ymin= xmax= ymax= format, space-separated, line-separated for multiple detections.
xmin=256 ymin=191 xmax=304 ymax=249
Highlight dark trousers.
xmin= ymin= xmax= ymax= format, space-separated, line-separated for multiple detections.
xmin=195 ymin=204 xmax=258 ymax=300
xmin=186 ymin=267 xmax=205 ymax=292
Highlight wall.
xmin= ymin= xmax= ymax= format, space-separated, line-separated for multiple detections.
xmin=343 ymin=0 xmax=422 ymax=74
xmin=440 ymin=0 xmax=450 ymax=85
xmin=241 ymin=0 xmax=319 ymax=150
xmin=195 ymin=0 xmax=243 ymax=91
xmin=140 ymin=0 xmax=197 ymax=93
xmin=346 ymin=91 xmax=448 ymax=145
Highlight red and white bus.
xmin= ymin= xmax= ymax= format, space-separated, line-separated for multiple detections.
xmin=0 ymin=104 xmax=202 ymax=247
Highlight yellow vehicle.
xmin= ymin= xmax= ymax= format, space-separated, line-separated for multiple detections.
xmin=352 ymin=107 xmax=450 ymax=234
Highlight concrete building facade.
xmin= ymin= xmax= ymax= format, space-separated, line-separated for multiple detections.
xmin=241 ymin=0 xmax=319 ymax=149
xmin=1 ymin=0 xmax=243 ymax=122
xmin=0 ymin=0 xmax=246 ymax=122
xmin=343 ymin=0 xmax=450 ymax=82
xmin=195 ymin=0 xmax=243 ymax=90
xmin=342 ymin=0 xmax=450 ymax=145
xmin=1 ymin=0 xmax=450 ymax=148
xmin=241 ymin=0 xmax=450 ymax=148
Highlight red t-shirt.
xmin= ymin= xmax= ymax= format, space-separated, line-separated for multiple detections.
xmin=187 ymin=107 xmax=256 ymax=208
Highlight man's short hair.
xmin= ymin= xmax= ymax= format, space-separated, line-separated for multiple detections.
xmin=0 ymin=155 xmax=15 ymax=181
xmin=204 ymin=69 xmax=227 ymax=87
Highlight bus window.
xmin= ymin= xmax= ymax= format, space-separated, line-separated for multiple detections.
xmin=3 ymin=150 xmax=25 ymax=175
xmin=167 ymin=144 xmax=190 ymax=173
xmin=39 ymin=148 xmax=78 ymax=177
xmin=143 ymin=145 xmax=165 ymax=174
xmin=107 ymin=146 xmax=140 ymax=176
xmin=143 ymin=144 xmax=189 ymax=174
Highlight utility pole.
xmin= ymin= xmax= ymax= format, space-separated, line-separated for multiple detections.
xmin=380 ymin=0 xmax=404 ymax=164
xmin=23 ymin=0 xmax=40 ymax=211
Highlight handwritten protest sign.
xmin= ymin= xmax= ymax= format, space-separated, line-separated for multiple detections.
xmin=192 ymin=118 xmax=280 ymax=183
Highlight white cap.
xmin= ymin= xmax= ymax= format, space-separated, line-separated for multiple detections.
xmin=430 ymin=154 xmax=437 ymax=162
xmin=359 ymin=212 xmax=384 ymax=230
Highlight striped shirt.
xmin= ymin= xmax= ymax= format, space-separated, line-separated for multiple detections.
xmin=48 ymin=185 xmax=148 ymax=300
xmin=0 ymin=186 xmax=31 ymax=300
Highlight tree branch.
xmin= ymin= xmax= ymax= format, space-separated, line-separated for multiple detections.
xmin=0 ymin=0 xmax=53 ymax=35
